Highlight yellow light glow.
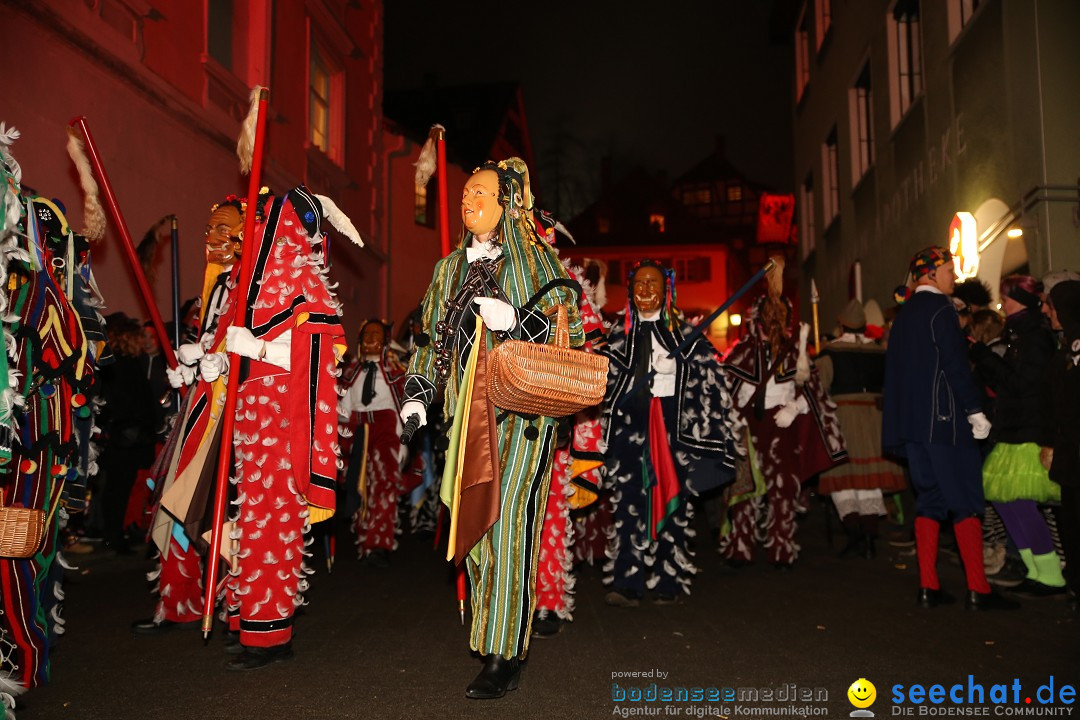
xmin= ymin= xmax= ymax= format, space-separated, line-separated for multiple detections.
xmin=948 ymin=212 xmax=979 ymax=281
xmin=730 ymin=313 xmax=742 ymax=327
xmin=1006 ymin=228 xmax=1023 ymax=239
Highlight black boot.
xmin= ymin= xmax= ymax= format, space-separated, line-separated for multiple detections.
xmin=224 ymin=642 xmax=294 ymax=671
xmin=837 ymin=515 xmax=866 ymax=558
xmin=465 ymin=655 xmax=521 ymax=699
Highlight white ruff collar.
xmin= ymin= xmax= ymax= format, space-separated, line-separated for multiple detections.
xmin=466 ymin=241 xmax=502 ymax=263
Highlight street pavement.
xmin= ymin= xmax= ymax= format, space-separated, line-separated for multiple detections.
xmin=20 ymin=502 xmax=1078 ymax=720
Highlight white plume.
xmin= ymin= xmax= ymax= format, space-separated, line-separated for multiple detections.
xmin=313 ymin=194 xmax=364 ymax=248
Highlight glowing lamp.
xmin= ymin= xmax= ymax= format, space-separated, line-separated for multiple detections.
xmin=730 ymin=313 xmax=742 ymax=327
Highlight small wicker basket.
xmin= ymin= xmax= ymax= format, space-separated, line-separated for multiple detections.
xmin=488 ymin=304 xmax=608 ymax=417
xmin=0 ymin=497 xmax=46 ymax=559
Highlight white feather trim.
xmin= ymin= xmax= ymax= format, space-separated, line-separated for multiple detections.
xmin=312 ymin=194 xmax=364 ymax=248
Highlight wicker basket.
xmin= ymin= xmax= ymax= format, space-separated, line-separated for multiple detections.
xmin=0 ymin=497 xmax=45 ymax=559
xmin=488 ymin=304 xmax=609 ymax=417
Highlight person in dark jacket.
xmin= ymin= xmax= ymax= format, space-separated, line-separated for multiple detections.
xmin=882 ymin=246 xmax=1017 ymax=611
xmin=1043 ymin=280 xmax=1080 ymax=609
xmin=971 ymin=275 xmax=1065 ymax=596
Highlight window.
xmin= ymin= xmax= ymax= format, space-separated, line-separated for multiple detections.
xmin=415 ymin=181 xmax=435 ymax=227
xmin=682 ymin=188 xmax=711 ymax=206
xmin=948 ymin=0 xmax=982 ymax=42
xmin=887 ymin=0 xmax=923 ymax=127
xmin=649 ymin=214 xmax=666 ymax=233
xmin=800 ymin=174 xmax=816 ymax=258
xmin=597 ymin=217 xmax=611 ymax=234
xmin=674 ymin=257 xmax=712 ymax=283
xmin=814 ymin=0 xmax=832 ymax=51
xmin=207 ymin=0 xmax=234 ymax=70
xmin=726 ymin=185 xmax=743 ymax=202
xmin=821 ymin=127 xmax=839 ymax=225
xmin=848 ymin=60 xmax=874 ymax=182
xmin=308 ymin=30 xmax=344 ymax=165
xmin=795 ymin=4 xmax=811 ymax=102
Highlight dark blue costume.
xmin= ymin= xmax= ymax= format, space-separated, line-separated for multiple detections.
xmin=882 ymin=288 xmax=984 ymax=519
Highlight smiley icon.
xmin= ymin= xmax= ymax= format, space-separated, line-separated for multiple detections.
xmin=848 ymin=678 xmax=877 ymax=709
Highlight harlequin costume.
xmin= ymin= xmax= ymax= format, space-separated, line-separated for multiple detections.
xmin=533 ymin=254 xmax=607 ymax=634
xmin=601 ymin=260 xmax=740 ymax=603
xmin=337 ymin=321 xmax=406 ymax=561
xmin=402 ymin=158 xmax=583 ymax=697
xmin=719 ymin=261 xmax=847 ymax=568
xmin=815 ymin=299 xmax=905 ymax=558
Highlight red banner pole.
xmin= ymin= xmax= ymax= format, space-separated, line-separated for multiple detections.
xmin=68 ymin=117 xmax=180 ymax=373
xmin=200 ymin=88 xmax=270 ymax=638
xmin=436 ymin=129 xmax=451 ymax=258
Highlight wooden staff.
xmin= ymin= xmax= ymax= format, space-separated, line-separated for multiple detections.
xmin=200 ymin=88 xmax=270 ymax=638
xmin=810 ymin=278 xmax=821 ymax=355
xmin=67 ymin=117 xmax=181 ymax=375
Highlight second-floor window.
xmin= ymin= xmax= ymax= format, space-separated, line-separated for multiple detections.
xmin=814 ymin=0 xmax=832 ymax=51
xmin=308 ymin=32 xmax=344 ymax=165
xmin=849 ymin=60 xmax=874 ymax=182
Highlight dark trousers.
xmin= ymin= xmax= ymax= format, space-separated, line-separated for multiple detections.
xmin=905 ymin=443 xmax=984 ymax=520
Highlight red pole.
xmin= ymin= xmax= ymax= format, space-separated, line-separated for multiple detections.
xmin=436 ymin=129 xmax=451 ymax=258
xmin=67 ymin=117 xmax=180 ymax=373
xmin=200 ymin=88 xmax=270 ymax=637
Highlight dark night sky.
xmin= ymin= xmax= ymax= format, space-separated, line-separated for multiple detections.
xmin=384 ymin=1 xmax=794 ymax=217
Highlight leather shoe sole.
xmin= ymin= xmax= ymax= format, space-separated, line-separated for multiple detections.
xmin=225 ymin=644 xmax=294 ymax=671
xmin=965 ymin=590 xmax=1021 ymax=611
xmin=916 ymin=588 xmax=956 ymax=609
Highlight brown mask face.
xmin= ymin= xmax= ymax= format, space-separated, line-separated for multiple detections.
xmin=205 ymin=205 xmax=243 ymax=265
xmin=359 ymin=322 xmax=386 ymax=357
xmin=632 ymin=266 xmax=665 ymax=315
xmin=461 ymin=169 xmax=503 ymax=240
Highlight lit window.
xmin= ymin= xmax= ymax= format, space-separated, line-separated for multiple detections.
xmin=415 ymin=181 xmax=434 ymax=227
xmin=848 ymin=60 xmax=874 ymax=182
xmin=308 ymin=33 xmax=344 ymax=165
xmin=799 ymin=174 xmax=816 ymax=259
xmin=887 ymin=0 xmax=923 ymax=127
xmin=814 ymin=0 xmax=832 ymax=50
xmin=683 ymin=188 xmax=711 ymax=205
xmin=726 ymin=185 xmax=743 ymax=202
xmin=821 ymin=127 xmax=839 ymax=225
xmin=597 ymin=217 xmax=610 ymax=234
xmin=795 ymin=4 xmax=811 ymax=102
xmin=649 ymin=214 xmax=666 ymax=233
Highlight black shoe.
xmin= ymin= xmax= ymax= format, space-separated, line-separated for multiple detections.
xmin=465 ymin=655 xmax=521 ymax=700
xmin=223 ymin=631 xmax=244 ymax=655
xmin=653 ymin=592 xmax=680 ymax=606
xmin=965 ymin=589 xmax=1021 ymax=611
xmin=773 ymin=562 xmax=793 ymax=572
xmin=916 ymin=588 xmax=956 ymax=609
xmin=224 ymin=642 xmax=294 ymax=671
xmin=531 ymin=610 xmax=562 ymax=638
xmin=837 ymin=533 xmax=868 ymax=559
xmin=1010 ymin=579 xmax=1067 ymax=598
xmin=131 ymin=618 xmax=199 ymax=635
xmin=361 ymin=549 xmax=390 ymax=568
xmin=604 ymin=590 xmax=640 ymax=608
xmin=863 ymin=536 xmax=877 ymax=560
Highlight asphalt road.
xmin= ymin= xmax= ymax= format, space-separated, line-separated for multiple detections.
xmin=18 ymin=501 xmax=1078 ymax=720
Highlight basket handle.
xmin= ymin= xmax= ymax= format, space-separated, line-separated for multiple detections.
xmin=542 ymin=305 xmax=569 ymax=348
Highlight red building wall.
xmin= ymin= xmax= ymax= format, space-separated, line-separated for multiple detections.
xmin=3 ymin=0 xmax=383 ymax=339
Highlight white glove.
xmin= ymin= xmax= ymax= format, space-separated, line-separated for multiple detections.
xmin=473 ymin=297 xmax=517 ymax=332
xmin=176 ymin=342 xmax=205 ymax=366
xmin=968 ymin=412 xmax=991 ymax=440
xmin=774 ymin=397 xmax=809 ymax=428
xmin=652 ymin=349 xmax=676 ymax=375
xmin=199 ymin=352 xmax=229 ymax=383
xmin=400 ymin=400 xmax=427 ymax=429
xmin=166 ymin=364 xmax=195 ymax=388
xmin=225 ymin=326 xmax=264 ymax=360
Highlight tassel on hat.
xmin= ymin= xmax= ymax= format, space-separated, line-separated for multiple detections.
xmin=313 ymin=194 xmax=364 ymax=248
xmin=65 ymin=127 xmax=106 ymax=241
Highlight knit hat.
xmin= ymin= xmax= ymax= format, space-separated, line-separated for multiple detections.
xmin=909 ymin=246 xmax=952 ymax=279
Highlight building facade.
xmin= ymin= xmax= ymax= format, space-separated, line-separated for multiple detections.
xmin=3 ymin=0 xmax=384 ymax=337
xmin=793 ymin=0 xmax=1080 ymax=324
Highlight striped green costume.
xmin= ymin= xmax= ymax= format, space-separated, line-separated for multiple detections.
xmin=404 ymin=159 xmax=582 ymax=659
